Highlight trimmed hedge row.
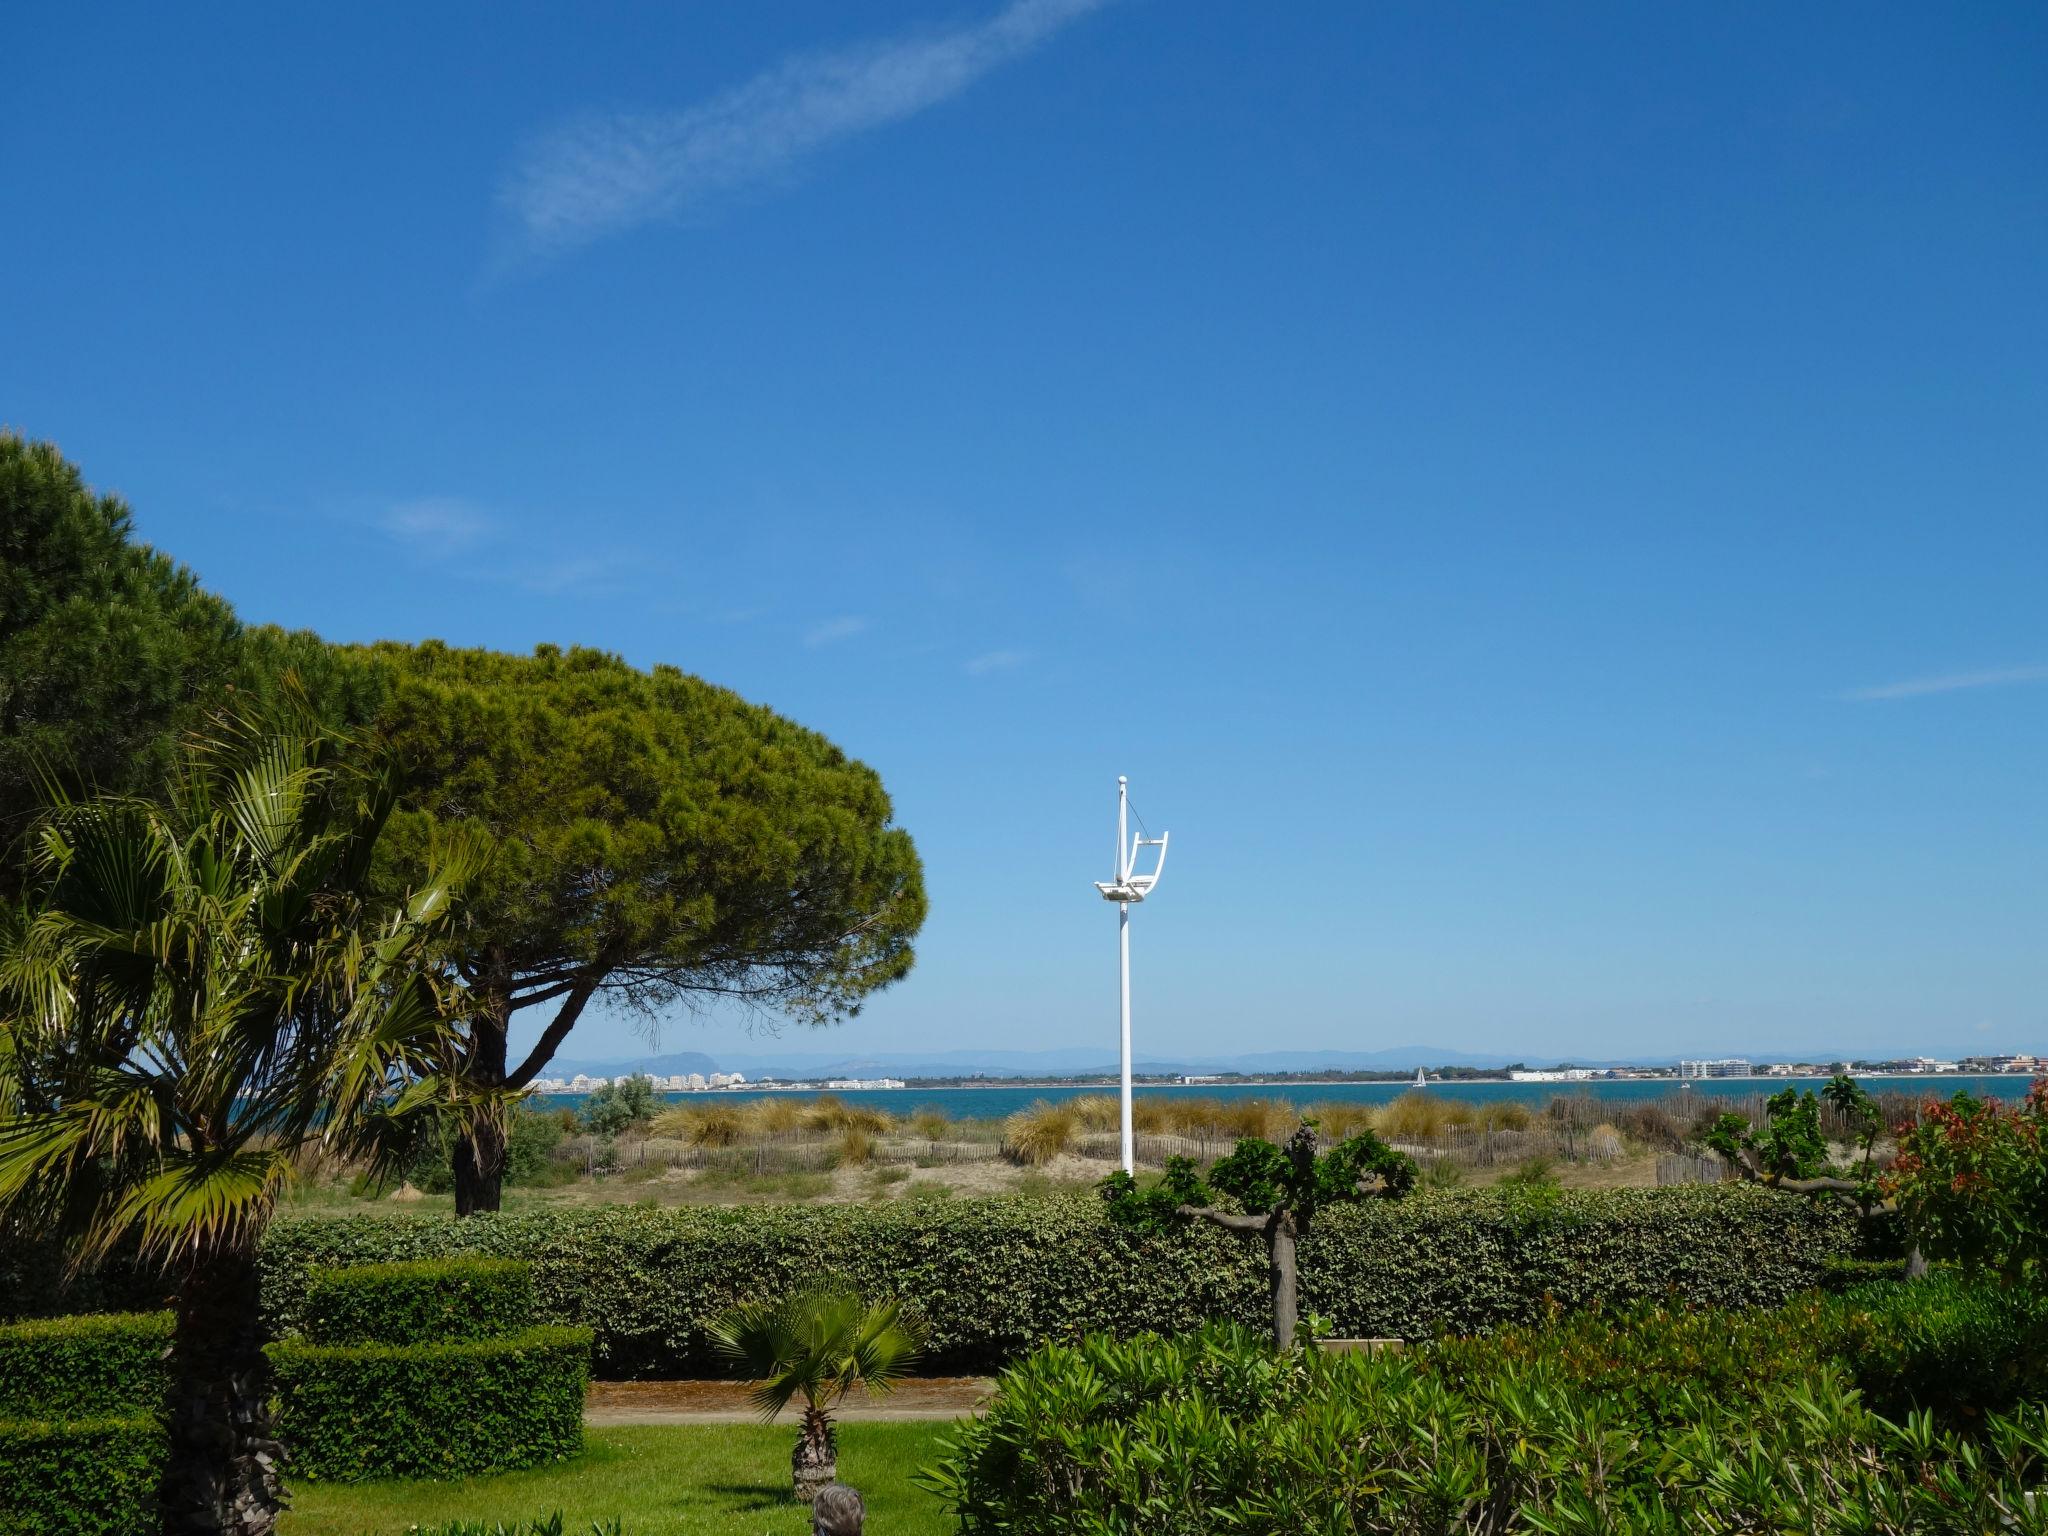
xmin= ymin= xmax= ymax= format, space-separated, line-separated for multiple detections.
xmin=0 ymin=1310 xmax=172 ymax=1419
xmin=0 ymin=1415 xmax=166 ymax=1536
xmin=0 ymin=1243 xmax=166 ymax=1323
xmin=302 ymin=1257 xmax=536 ymax=1345
xmin=261 ymin=1187 xmax=1861 ymax=1375
xmin=267 ymin=1325 xmax=592 ymax=1481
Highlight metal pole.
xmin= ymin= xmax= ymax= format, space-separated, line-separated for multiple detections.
xmin=1117 ymin=776 xmax=1134 ymax=1175
xmin=1120 ymin=900 xmax=1133 ymax=1173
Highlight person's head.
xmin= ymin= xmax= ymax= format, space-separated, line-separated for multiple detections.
xmin=812 ymin=1482 xmax=865 ymax=1535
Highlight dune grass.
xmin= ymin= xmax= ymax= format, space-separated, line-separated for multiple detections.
xmin=1002 ymin=1100 xmax=1079 ymax=1165
xmin=282 ymin=1423 xmax=954 ymax=1536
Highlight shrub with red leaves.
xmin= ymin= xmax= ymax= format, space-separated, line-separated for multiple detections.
xmin=1884 ymin=1079 xmax=2047 ymax=1281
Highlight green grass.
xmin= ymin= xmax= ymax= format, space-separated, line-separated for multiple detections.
xmin=281 ymin=1424 xmax=954 ymax=1536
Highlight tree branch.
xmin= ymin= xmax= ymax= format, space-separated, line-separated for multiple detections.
xmin=1179 ymin=1204 xmax=1269 ymax=1234
xmin=1730 ymin=1146 xmax=1886 ymax=1206
xmin=503 ymin=973 xmax=604 ymax=1091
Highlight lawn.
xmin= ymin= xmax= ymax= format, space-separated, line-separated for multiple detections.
xmin=281 ymin=1424 xmax=956 ymax=1536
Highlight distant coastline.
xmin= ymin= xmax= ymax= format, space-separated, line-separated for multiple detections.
xmin=529 ymin=1056 xmax=2043 ymax=1095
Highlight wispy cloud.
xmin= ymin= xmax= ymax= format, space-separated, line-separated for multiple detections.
xmin=1841 ymin=664 xmax=2048 ymax=702
xmin=380 ymin=497 xmax=494 ymax=558
xmin=375 ymin=498 xmax=633 ymax=599
xmin=500 ymin=0 xmax=1111 ymax=258
xmin=964 ymin=647 xmax=1028 ymax=675
xmin=503 ymin=554 xmax=626 ymax=598
xmin=807 ymin=616 xmax=870 ymax=647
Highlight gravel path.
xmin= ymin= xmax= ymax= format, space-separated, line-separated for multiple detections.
xmin=584 ymin=1377 xmax=995 ymax=1425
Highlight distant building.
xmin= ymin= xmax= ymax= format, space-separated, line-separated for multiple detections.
xmin=1509 ymin=1069 xmax=1595 ymax=1083
xmin=822 ymin=1077 xmax=905 ymax=1090
xmin=1679 ymin=1059 xmax=1753 ymax=1079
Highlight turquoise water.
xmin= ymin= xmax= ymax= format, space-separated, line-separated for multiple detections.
xmin=541 ymin=1073 xmax=2034 ymax=1121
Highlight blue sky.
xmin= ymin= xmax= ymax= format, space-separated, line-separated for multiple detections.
xmin=6 ymin=2 xmax=2045 ymax=1067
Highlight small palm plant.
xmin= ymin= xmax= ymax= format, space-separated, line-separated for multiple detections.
xmin=708 ymin=1289 xmax=927 ymax=1502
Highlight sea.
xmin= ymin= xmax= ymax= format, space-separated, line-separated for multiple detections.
xmin=539 ymin=1073 xmax=2036 ymax=1121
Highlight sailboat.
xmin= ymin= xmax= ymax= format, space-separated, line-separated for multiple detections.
xmin=1414 ymin=1066 xmax=1428 ymax=1089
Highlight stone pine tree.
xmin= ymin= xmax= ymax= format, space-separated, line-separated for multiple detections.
xmin=0 ymin=433 xmax=242 ymax=898
xmin=1103 ymin=1121 xmax=1417 ymax=1347
xmin=323 ymin=641 xmax=927 ymax=1214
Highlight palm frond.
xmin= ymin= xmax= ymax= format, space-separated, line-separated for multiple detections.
xmin=0 ymin=711 xmax=479 ymax=1278
xmin=708 ymin=1290 xmax=927 ymax=1422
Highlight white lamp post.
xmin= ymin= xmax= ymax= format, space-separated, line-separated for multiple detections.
xmin=1093 ymin=775 xmax=1169 ymax=1174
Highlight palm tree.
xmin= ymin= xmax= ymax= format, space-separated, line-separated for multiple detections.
xmin=708 ymin=1289 xmax=927 ymax=1503
xmin=0 ymin=712 xmax=484 ymax=1536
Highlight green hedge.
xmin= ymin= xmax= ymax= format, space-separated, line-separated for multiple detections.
xmin=0 ymin=1242 xmax=167 ymax=1323
xmin=302 ymin=1257 xmax=536 ymax=1345
xmin=0 ymin=1310 xmax=172 ymax=1419
xmin=267 ymin=1325 xmax=591 ymax=1481
xmin=0 ymin=1415 xmax=165 ymax=1536
xmin=260 ymin=1187 xmax=1859 ymax=1375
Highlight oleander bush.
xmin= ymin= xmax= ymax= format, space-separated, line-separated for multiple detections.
xmin=0 ymin=1310 xmax=172 ymax=1420
xmin=0 ymin=1414 xmax=167 ymax=1536
xmin=1819 ymin=1271 xmax=2048 ymax=1423
xmin=267 ymin=1325 xmax=592 ymax=1481
xmin=301 ymin=1258 xmax=536 ymax=1345
xmin=260 ymin=1187 xmax=1861 ymax=1374
xmin=922 ymin=1316 xmax=2048 ymax=1534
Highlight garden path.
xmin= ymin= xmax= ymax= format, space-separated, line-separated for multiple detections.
xmin=584 ymin=1377 xmax=994 ymax=1424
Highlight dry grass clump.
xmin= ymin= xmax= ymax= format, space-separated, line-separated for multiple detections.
xmin=1375 ymin=1092 xmax=1460 ymax=1139
xmin=745 ymin=1097 xmax=806 ymax=1136
xmin=1477 ymin=1101 xmax=1532 ymax=1133
xmin=1003 ymin=1100 xmax=1079 ymax=1166
xmin=1131 ymin=1096 xmax=1297 ymax=1142
xmin=908 ymin=1106 xmax=951 ymax=1142
xmin=650 ymin=1104 xmax=747 ymax=1147
xmin=805 ymin=1095 xmax=894 ymax=1136
xmin=1614 ymin=1101 xmax=1682 ymax=1149
xmin=1069 ymin=1095 xmax=1120 ymax=1132
xmin=1311 ymin=1101 xmax=1379 ymax=1140
xmin=1216 ymin=1098 xmax=1296 ymax=1141
xmin=1131 ymin=1097 xmax=1174 ymax=1135
xmin=835 ymin=1126 xmax=874 ymax=1166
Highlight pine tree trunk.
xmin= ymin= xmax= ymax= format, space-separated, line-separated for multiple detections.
xmin=1267 ymin=1211 xmax=1299 ymax=1349
xmin=164 ymin=1249 xmax=285 ymax=1536
xmin=453 ymin=1106 xmax=506 ymax=1217
xmin=454 ymin=985 xmax=511 ymax=1216
xmin=791 ymin=1405 xmax=838 ymax=1504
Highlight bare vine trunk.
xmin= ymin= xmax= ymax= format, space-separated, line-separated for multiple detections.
xmin=165 ymin=1249 xmax=285 ymax=1536
xmin=1268 ymin=1212 xmax=1299 ymax=1349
